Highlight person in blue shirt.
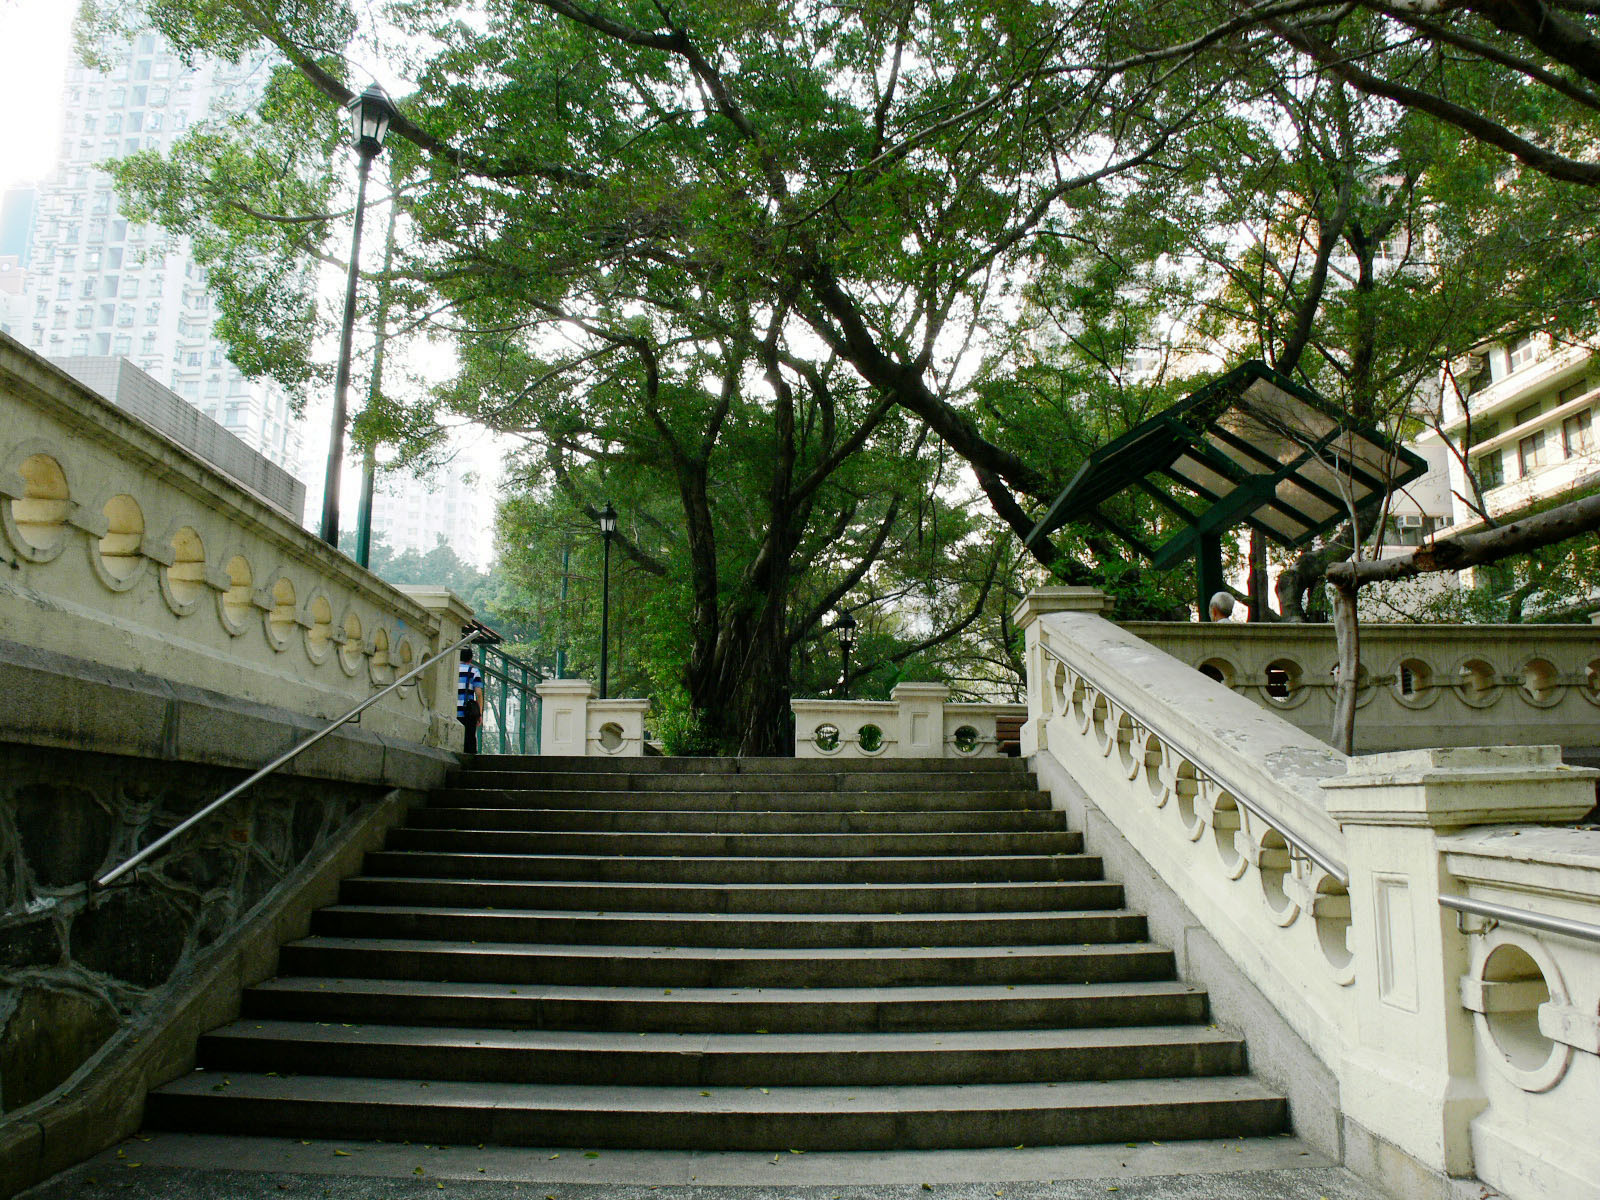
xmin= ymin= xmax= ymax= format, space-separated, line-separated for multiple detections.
xmin=457 ymin=647 xmax=485 ymax=754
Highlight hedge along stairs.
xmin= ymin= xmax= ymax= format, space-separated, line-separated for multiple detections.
xmin=143 ymin=756 xmax=1287 ymax=1150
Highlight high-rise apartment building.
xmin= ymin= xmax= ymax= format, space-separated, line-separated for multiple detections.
xmin=11 ymin=29 xmax=299 ymax=474
xmin=367 ymin=465 xmax=497 ymax=567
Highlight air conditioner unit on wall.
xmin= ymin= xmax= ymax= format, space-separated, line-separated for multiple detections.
xmin=1396 ymin=514 xmax=1423 ymax=528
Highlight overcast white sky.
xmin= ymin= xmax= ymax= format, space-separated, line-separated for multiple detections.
xmin=0 ymin=0 xmax=74 ymax=193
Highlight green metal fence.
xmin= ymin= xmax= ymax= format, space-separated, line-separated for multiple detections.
xmin=477 ymin=641 xmax=542 ymax=755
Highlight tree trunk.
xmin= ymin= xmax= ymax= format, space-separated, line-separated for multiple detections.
xmin=1328 ymin=578 xmax=1360 ymax=756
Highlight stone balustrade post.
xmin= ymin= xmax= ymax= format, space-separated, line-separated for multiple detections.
xmin=395 ymin=586 xmax=474 ymax=750
xmin=890 ymin=683 xmax=950 ymax=757
xmin=537 ymin=679 xmax=594 ymax=757
xmin=1011 ymin=587 xmax=1111 ymax=757
xmin=1321 ymin=746 xmax=1597 ymax=1179
xmin=588 ymin=698 xmax=651 ymax=756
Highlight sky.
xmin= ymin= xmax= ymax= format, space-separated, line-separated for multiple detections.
xmin=0 ymin=0 xmax=75 ymax=194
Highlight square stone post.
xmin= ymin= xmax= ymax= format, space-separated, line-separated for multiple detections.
xmin=1321 ymin=746 xmax=1597 ymax=1177
xmin=1010 ymin=588 xmax=1110 ymax=757
xmin=394 ymin=585 xmax=475 ymax=749
xmin=891 ymin=683 xmax=950 ymax=757
xmin=538 ymin=679 xmax=595 ymax=757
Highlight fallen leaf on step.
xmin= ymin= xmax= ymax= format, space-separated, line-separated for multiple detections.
xmin=584 ymin=1151 xmax=600 ymax=1159
xmin=333 ymin=1151 xmax=351 ymax=1157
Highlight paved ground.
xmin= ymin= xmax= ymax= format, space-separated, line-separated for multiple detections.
xmin=23 ymin=1133 xmax=1390 ymax=1199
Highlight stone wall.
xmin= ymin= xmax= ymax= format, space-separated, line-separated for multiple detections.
xmin=0 ymin=741 xmax=388 ymax=1115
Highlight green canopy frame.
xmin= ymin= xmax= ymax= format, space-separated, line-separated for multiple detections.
xmin=1025 ymin=361 xmax=1429 ymax=613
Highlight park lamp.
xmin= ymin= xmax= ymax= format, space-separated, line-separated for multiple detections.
xmin=346 ymin=83 xmax=396 ymax=158
xmin=834 ymin=609 xmax=857 ymax=651
xmin=598 ymin=501 xmax=619 ymax=537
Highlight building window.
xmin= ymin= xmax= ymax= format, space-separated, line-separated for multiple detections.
xmin=1563 ymin=410 xmax=1595 ymax=458
xmin=1559 ymin=379 xmax=1590 ymax=406
xmin=1518 ymin=430 xmax=1548 ymax=476
xmin=79 ymin=278 xmax=96 ymax=299
xmin=75 ymin=306 xmax=93 ymax=328
xmin=1477 ymin=450 xmax=1505 ymax=490
xmin=1513 ymin=400 xmax=1542 ymax=428
xmin=113 ymin=334 xmax=132 ymax=356
xmin=70 ymin=335 xmax=90 ymax=356
xmin=1507 ymin=335 xmax=1540 ymax=372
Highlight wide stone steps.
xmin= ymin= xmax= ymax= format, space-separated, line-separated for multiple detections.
xmin=148 ymin=1074 xmax=1285 ymax=1150
xmin=195 ymin=1021 xmax=1247 ymax=1087
xmin=430 ymin=787 xmax=1050 ymax=812
xmin=336 ymin=876 xmax=1126 ymax=914
xmin=383 ymin=827 xmax=1083 ymax=857
xmin=308 ymin=906 xmax=1147 ymax=948
xmin=275 ymin=937 xmax=1178 ymax=988
xmin=241 ymin=978 xmax=1210 ymax=1032
xmin=359 ymin=850 xmax=1107 ymax=884
xmin=403 ymin=806 xmax=1065 ymax=833
xmin=145 ymin=754 xmax=1288 ymax=1154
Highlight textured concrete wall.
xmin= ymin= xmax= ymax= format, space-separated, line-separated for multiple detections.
xmin=0 ymin=741 xmax=387 ymax=1115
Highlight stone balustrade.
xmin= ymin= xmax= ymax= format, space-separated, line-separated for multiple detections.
xmin=536 ymin=679 xmax=650 ymax=756
xmin=1021 ymin=586 xmax=1600 ymax=1200
xmin=792 ymin=683 xmax=1025 ymax=758
xmin=1122 ymin=621 xmax=1600 ymax=754
xmin=0 ymin=337 xmax=465 ymax=760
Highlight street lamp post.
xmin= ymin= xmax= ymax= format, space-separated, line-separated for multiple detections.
xmin=597 ymin=502 xmax=618 ymax=699
xmin=834 ymin=609 xmax=857 ymax=694
xmin=319 ymin=83 xmax=397 ymax=549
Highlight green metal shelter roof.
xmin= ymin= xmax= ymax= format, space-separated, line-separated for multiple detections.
xmin=1025 ymin=361 xmax=1429 ymax=570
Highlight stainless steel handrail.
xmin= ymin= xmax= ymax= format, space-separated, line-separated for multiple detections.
xmin=1036 ymin=638 xmax=1351 ymax=886
xmin=1441 ymin=895 xmax=1600 ymax=945
xmin=97 ymin=629 xmax=480 ymax=888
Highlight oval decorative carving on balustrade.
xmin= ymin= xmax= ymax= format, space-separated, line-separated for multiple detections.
xmin=337 ymin=609 xmax=365 ymax=677
xmin=263 ymin=573 xmax=297 ymax=650
xmin=1454 ymin=656 xmax=1501 ymax=708
xmin=1261 ymin=657 xmax=1309 ymax=709
xmin=1470 ymin=938 xmax=1572 ymax=1093
xmin=94 ymin=493 xmax=146 ymax=590
xmin=368 ymin=626 xmax=395 ymax=686
xmin=1172 ymin=758 xmax=1204 ymax=840
xmin=1584 ymin=658 xmax=1600 ymax=707
xmin=1517 ymin=657 xmax=1563 ymax=708
xmin=1197 ymin=657 xmax=1235 ymax=688
xmin=1050 ymin=661 xmax=1068 ymax=716
xmin=812 ymin=722 xmax=841 ymax=754
xmin=218 ymin=553 xmax=254 ymax=635
xmin=1309 ymin=873 xmax=1356 ymax=984
xmin=1114 ymin=712 xmax=1139 ymax=778
xmin=3 ymin=448 xmax=73 ymax=563
xmin=1252 ymin=826 xmax=1301 ymax=926
xmin=856 ymin=723 xmax=886 ymax=755
xmin=1208 ymin=788 xmax=1246 ymax=880
xmin=951 ymin=724 xmax=982 ymax=755
xmin=1391 ymin=656 xmax=1439 ymax=709
xmin=303 ymin=592 xmax=335 ymax=664
xmin=1141 ymin=732 xmax=1168 ymax=806
xmin=160 ymin=525 xmax=208 ymax=616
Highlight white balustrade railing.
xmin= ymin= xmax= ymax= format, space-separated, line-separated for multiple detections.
xmin=1019 ymin=586 xmax=1600 ymax=1200
xmin=0 ymin=339 xmax=466 ymax=752
xmin=536 ymin=679 xmax=650 ymax=756
xmin=1122 ymin=621 xmax=1600 ymax=754
xmin=792 ymin=683 xmax=1025 ymax=758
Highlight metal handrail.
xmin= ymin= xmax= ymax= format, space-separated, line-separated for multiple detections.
xmin=1441 ymin=895 xmax=1600 ymax=945
xmin=1037 ymin=638 xmax=1351 ymax=886
xmin=97 ymin=629 xmax=480 ymax=888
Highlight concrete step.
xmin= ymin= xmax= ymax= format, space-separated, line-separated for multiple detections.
xmin=454 ymin=770 xmax=1035 ymax=793
xmin=196 ymin=1021 xmax=1247 ymax=1087
xmin=145 ymin=1074 xmax=1287 ymax=1150
xmin=403 ymin=807 xmax=1066 ymax=834
xmin=308 ymin=906 xmax=1148 ymax=948
xmin=276 ymin=938 xmax=1178 ymax=988
xmin=383 ymin=828 xmax=1083 ymax=857
xmin=242 ymin=978 xmax=1210 ymax=1032
xmin=336 ymin=876 xmax=1125 ymax=915
xmin=458 ymin=755 xmax=1032 ymax=776
xmin=359 ymin=850 xmax=1107 ymax=884
xmin=429 ymin=787 xmax=1051 ymax=812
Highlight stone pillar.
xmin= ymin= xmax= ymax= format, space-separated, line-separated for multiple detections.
xmin=538 ymin=679 xmax=594 ymax=757
xmin=589 ymin=698 xmax=651 ymax=756
xmin=1010 ymin=588 xmax=1111 ymax=757
xmin=394 ymin=585 xmax=475 ymax=749
xmin=891 ymin=683 xmax=949 ymax=758
xmin=1321 ymin=746 xmax=1597 ymax=1177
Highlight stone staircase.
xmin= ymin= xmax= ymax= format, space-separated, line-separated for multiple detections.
xmin=144 ymin=756 xmax=1287 ymax=1150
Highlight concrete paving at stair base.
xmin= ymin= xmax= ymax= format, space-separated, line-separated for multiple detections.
xmin=22 ymin=1132 xmax=1388 ymax=1199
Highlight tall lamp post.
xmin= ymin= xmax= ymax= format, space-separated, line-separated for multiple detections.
xmin=834 ymin=609 xmax=857 ymax=694
xmin=319 ymin=83 xmax=397 ymax=548
xmin=597 ymin=502 xmax=618 ymax=699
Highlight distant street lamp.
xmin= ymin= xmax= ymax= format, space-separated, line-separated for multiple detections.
xmin=320 ymin=83 xmax=397 ymax=549
xmin=597 ymin=501 xmax=618 ymax=699
xmin=834 ymin=609 xmax=857 ymax=694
